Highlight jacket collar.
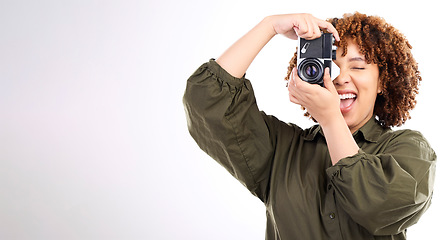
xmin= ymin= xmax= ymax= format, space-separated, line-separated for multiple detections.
xmin=304 ymin=117 xmax=388 ymax=143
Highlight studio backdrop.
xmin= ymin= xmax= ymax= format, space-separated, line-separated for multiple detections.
xmin=0 ymin=0 xmax=445 ymax=239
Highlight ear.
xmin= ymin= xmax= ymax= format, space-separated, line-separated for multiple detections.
xmin=377 ymin=80 xmax=383 ymax=95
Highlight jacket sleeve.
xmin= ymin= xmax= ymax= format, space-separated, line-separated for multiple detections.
xmin=326 ymin=129 xmax=436 ymax=235
xmin=183 ymin=59 xmax=276 ymax=202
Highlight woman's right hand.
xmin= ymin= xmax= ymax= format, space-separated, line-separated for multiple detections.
xmin=267 ymin=13 xmax=340 ymax=41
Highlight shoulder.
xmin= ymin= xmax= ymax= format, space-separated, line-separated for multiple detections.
xmin=380 ymin=128 xmax=436 ymax=161
xmin=386 ymin=128 xmax=430 ymax=147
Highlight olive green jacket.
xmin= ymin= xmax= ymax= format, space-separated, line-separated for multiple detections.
xmin=183 ymin=60 xmax=436 ymax=240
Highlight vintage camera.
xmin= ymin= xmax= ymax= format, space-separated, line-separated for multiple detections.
xmin=297 ymin=33 xmax=337 ymax=87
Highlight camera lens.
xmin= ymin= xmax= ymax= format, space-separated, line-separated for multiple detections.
xmin=305 ymin=65 xmax=318 ymax=78
xmin=297 ymin=58 xmax=324 ymax=85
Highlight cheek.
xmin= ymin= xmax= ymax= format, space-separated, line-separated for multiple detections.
xmin=355 ymin=76 xmax=380 ymax=102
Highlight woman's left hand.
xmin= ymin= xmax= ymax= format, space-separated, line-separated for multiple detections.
xmin=288 ymin=67 xmax=341 ymax=126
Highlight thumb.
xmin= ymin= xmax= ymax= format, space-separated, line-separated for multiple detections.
xmin=323 ymin=67 xmax=336 ymax=93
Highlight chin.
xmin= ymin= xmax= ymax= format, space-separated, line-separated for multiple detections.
xmin=342 ymin=114 xmax=358 ymax=131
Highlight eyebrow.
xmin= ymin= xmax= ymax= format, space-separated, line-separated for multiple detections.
xmin=348 ymin=57 xmax=366 ymax=62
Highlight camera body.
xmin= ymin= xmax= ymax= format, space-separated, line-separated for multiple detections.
xmin=297 ymin=33 xmax=337 ymax=87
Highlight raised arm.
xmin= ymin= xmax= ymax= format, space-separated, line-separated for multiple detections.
xmin=217 ymin=14 xmax=340 ymax=78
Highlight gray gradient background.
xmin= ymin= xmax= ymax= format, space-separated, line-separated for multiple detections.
xmin=1 ymin=0 xmax=445 ymax=239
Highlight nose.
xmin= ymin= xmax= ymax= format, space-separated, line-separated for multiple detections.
xmin=333 ymin=70 xmax=350 ymax=86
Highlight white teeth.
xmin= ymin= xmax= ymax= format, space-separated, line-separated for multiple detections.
xmin=339 ymin=93 xmax=357 ymax=100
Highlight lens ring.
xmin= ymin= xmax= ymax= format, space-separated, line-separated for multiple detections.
xmin=297 ymin=58 xmax=324 ymax=84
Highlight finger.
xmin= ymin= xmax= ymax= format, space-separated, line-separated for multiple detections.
xmin=295 ymin=19 xmax=309 ymax=37
xmin=291 ymin=67 xmax=298 ymax=87
xmin=288 ymin=81 xmax=307 ymax=106
xmin=297 ymin=17 xmax=318 ymax=40
xmin=292 ymin=67 xmax=312 ymax=90
xmin=288 ymin=77 xmax=299 ymax=95
xmin=306 ymin=17 xmax=320 ymax=39
xmin=287 ymin=68 xmax=295 ymax=86
xmin=287 ymin=78 xmax=299 ymax=103
xmin=323 ymin=67 xmax=336 ymax=93
xmin=317 ymin=20 xmax=340 ymax=41
xmin=289 ymin=92 xmax=301 ymax=105
xmin=296 ymin=27 xmax=314 ymax=39
xmin=288 ymin=68 xmax=304 ymax=98
xmin=311 ymin=19 xmax=322 ymax=38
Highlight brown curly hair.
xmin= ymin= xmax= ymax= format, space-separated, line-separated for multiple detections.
xmin=286 ymin=12 xmax=421 ymax=128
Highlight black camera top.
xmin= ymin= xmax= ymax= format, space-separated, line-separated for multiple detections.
xmin=298 ymin=33 xmax=336 ymax=60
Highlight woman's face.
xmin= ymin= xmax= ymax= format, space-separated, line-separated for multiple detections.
xmin=333 ymin=40 xmax=381 ymax=133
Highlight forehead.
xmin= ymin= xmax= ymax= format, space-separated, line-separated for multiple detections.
xmin=336 ymin=40 xmax=366 ymax=62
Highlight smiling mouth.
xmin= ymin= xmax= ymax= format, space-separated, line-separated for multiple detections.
xmin=339 ymin=93 xmax=357 ymax=113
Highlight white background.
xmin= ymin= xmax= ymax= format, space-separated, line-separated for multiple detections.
xmin=1 ymin=0 xmax=445 ymax=239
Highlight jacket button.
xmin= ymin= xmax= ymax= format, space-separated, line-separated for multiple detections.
xmin=329 ymin=213 xmax=336 ymax=219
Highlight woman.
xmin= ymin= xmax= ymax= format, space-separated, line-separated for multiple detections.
xmin=183 ymin=12 xmax=436 ymax=239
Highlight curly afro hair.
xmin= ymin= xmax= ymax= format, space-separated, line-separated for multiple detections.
xmin=286 ymin=12 xmax=421 ymax=128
